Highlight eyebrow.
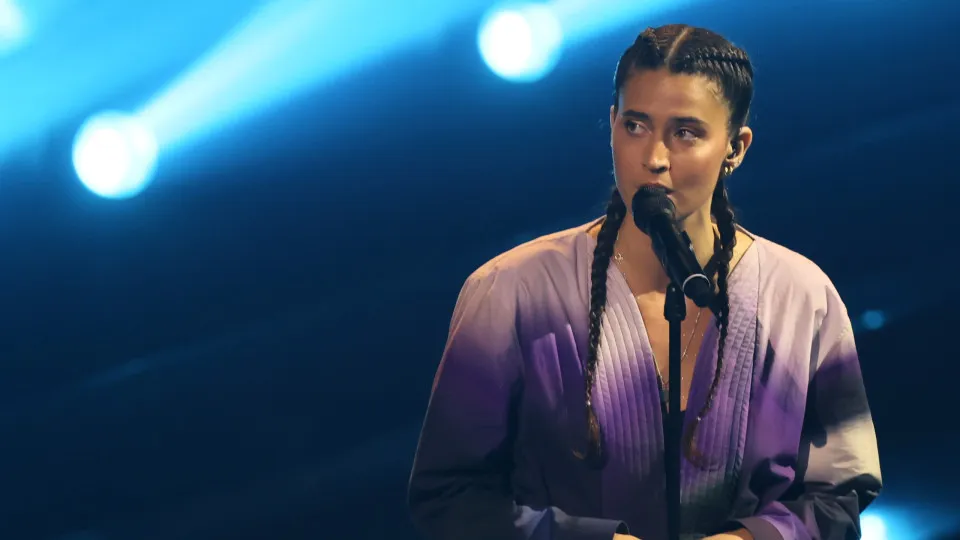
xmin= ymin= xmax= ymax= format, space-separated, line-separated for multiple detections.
xmin=620 ymin=109 xmax=707 ymax=127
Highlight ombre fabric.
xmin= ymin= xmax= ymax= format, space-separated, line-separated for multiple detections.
xmin=408 ymin=220 xmax=881 ymax=540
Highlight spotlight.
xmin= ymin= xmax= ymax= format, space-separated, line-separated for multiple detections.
xmin=477 ymin=3 xmax=563 ymax=83
xmin=72 ymin=111 xmax=158 ymax=199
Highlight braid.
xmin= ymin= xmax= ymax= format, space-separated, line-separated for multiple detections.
xmin=679 ymin=47 xmax=753 ymax=76
xmin=636 ymin=28 xmax=665 ymax=62
xmin=574 ymin=188 xmax=626 ymax=465
xmin=689 ymin=178 xmax=737 ymax=451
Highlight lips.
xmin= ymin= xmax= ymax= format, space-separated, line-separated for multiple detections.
xmin=637 ymin=183 xmax=673 ymax=194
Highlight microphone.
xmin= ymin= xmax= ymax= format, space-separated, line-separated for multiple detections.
xmin=631 ymin=185 xmax=715 ymax=308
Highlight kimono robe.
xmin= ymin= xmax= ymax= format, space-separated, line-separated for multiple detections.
xmin=408 ymin=220 xmax=882 ymax=540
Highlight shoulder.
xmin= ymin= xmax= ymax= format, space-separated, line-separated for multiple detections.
xmin=752 ymin=235 xmax=829 ymax=284
xmin=464 ymin=220 xmax=593 ymax=291
xmin=749 ymin=233 xmax=851 ymax=333
xmin=450 ymin=220 xmax=596 ymax=321
xmin=752 ymin=234 xmax=834 ymax=288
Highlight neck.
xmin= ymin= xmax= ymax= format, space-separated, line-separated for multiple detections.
xmin=616 ymin=208 xmax=717 ymax=294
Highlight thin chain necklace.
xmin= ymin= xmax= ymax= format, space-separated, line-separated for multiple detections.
xmin=612 ymin=249 xmax=706 ymax=405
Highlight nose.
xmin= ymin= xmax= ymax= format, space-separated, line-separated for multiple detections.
xmin=643 ymin=139 xmax=670 ymax=174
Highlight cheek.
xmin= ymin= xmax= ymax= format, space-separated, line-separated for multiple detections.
xmin=611 ymin=140 xmax=644 ymax=171
xmin=672 ymin=150 xmax=723 ymax=186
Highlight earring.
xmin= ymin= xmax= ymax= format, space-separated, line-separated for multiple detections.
xmin=722 ymin=164 xmax=734 ymax=177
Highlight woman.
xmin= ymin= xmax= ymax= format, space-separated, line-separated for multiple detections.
xmin=407 ymin=24 xmax=881 ymax=540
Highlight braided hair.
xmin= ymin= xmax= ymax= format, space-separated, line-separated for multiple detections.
xmin=577 ymin=25 xmax=754 ymax=466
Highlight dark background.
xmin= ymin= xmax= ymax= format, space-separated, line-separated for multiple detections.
xmin=0 ymin=0 xmax=957 ymax=538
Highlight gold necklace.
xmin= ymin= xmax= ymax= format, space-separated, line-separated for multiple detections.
xmin=612 ymin=250 xmax=705 ymax=404
xmin=669 ymin=307 xmax=703 ymax=384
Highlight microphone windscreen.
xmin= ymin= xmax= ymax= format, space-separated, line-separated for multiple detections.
xmin=632 ymin=185 xmax=676 ymax=234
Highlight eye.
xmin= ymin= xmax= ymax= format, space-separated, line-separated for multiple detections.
xmin=624 ymin=120 xmax=647 ymax=134
xmin=675 ymin=128 xmax=698 ymax=140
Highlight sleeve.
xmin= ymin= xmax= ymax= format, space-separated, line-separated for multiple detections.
xmin=734 ymin=290 xmax=883 ymax=540
xmin=407 ymin=268 xmax=628 ymax=540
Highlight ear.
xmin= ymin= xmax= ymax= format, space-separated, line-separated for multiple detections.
xmin=609 ymin=105 xmax=617 ymax=147
xmin=726 ymin=126 xmax=754 ymax=168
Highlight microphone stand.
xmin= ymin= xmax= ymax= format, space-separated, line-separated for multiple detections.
xmin=664 ymin=283 xmax=685 ymax=540
xmin=632 ymin=186 xmax=717 ymax=540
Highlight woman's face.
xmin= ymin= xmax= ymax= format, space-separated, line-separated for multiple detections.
xmin=609 ymin=68 xmax=750 ymax=224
